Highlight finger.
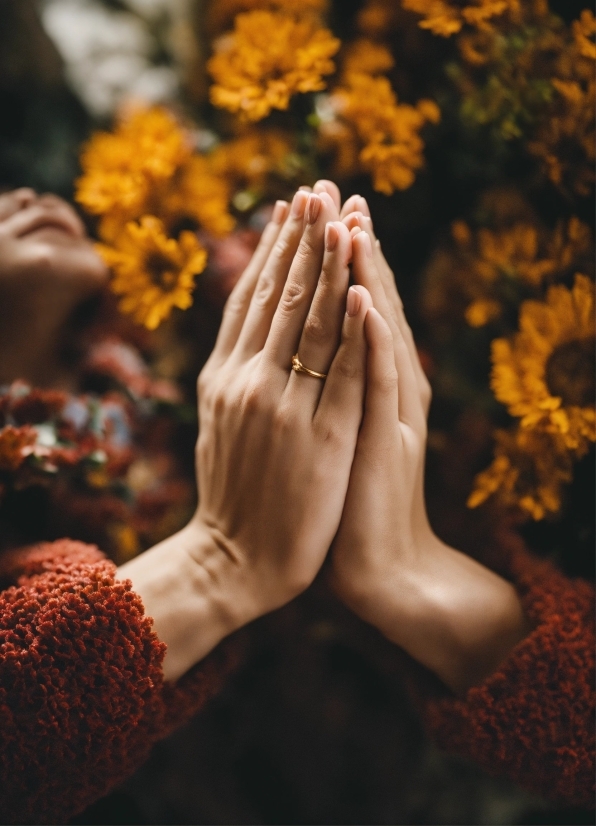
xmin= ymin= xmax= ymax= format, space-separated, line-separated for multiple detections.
xmin=352 ymin=232 xmax=424 ymax=430
xmin=231 ymin=190 xmax=310 ymax=361
xmin=339 ymin=193 xmax=369 ymax=220
xmin=263 ymin=191 xmax=341 ymax=372
xmin=1 ymin=202 xmax=84 ymax=239
xmin=315 ymin=285 xmax=373 ymax=434
xmin=347 ymin=208 xmax=430 ymax=402
xmin=313 ymin=179 xmax=341 ymax=212
xmin=211 ymin=199 xmax=288 ymax=363
xmin=360 ymin=307 xmax=400 ymax=442
xmin=285 ymin=221 xmax=352 ymax=411
xmin=0 ymin=188 xmax=37 ymax=222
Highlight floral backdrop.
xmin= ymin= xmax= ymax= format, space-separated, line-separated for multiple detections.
xmin=0 ymin=0 xmax=593 ymax=823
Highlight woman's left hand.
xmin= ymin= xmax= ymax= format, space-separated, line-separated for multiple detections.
xmin=330 ymin=208 xmax=530 ymax=695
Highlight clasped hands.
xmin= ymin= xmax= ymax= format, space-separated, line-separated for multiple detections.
xmin=120 ymin=182 xmax=528 ymax=696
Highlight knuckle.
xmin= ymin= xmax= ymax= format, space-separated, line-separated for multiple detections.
xmin=279 ymin=279 xmax=306 ymax=314
xmin=272 ymin=235 xmax=291 ymax=259
xmin=250 ymin=273 xmax=275 ymax=309
xmin=303 ymin=312 xmax=331 ymax=345
xmin=336 ymin=354 xmax=363 ymax=381
xmin=315 ymin=419 xmax=344 ymax=449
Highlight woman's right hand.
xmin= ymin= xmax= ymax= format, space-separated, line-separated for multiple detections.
xmin=120 ymin=189 xmax=375 ymax=681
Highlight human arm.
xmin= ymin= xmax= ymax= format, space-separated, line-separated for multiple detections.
xmin=328 ymin=200 xmax=594 ymax=805
xmin=118 ymin=188 xmax=375 ymax=682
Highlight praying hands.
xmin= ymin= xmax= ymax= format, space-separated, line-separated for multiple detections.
xmin=120 ymin=182 xmax=529 ymax=692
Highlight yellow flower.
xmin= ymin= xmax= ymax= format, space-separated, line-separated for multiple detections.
xmin=209 ymin=130 xmax=295 ymax=191
xmin=468 ymin=427 xmax=573 ymax=520
xmin=465 ymin=298 xmax=501 ymax=326
xmin=208 ymin=11 xmax=340 ymax=121
xmin=162 ymin=156 xmax=236 ymax=238
xmin=341 ymin=39 xmax=395 ymax=77
xmin=332 ymin=73 xmax=440 ymax=194
xmin=573 ymin=9 xmax=596 ymax=60
xmin=402 ymin=0 xmax=520 ymax=37
xmin=76 ymin=107 xmax=191 ymax=223
xmin=206 ymin=0 xmax=328 ymax=34
xmin=491 ymin=274 xmax=595 ymax=452
xmin=97 ymin=216 xmax=207 ymax=330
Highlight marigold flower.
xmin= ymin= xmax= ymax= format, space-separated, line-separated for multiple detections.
xmin=208 ymin=11 xmax=340 ymax=121
xmin=402 ymin=0 xmax=520 ymax=37
xmin=206 ymin=0 xmax=328 ymax=35
xmin=0 ymin=426 xmax=37 ymax=472
xmin=209 ymin=130 xmax=296 ymax=192
xmin=162 ymin=156 xmax=236 ymax=238
xmin=332 ymin=72 xmax=440 ymax=194
xmin=468 ymin=427 xmax=573 ymax=520
xmin=97 ymin=216 xmax=208 ymax=331
xmin=491 ymin=274 xmax=595 ymax=452
xmin=76 ymin=107 xmax=192 ymax=223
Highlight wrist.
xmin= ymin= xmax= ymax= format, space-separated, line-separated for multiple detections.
xmin=117 ymin=520 xmax=246 ymax=682
xmin=342 ymin=536 xmax=531 ymax=695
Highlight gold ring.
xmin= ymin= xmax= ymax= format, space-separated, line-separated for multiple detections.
xmin=291 ymin=353 xmax=327 ymax=380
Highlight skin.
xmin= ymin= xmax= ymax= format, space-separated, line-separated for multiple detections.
xmin=0 ymin=183 xmax=529 ymax=693
xmin=0 ymin=188 xmax=108 ymax=388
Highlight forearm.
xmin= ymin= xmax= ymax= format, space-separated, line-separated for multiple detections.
xmin=352 ymin=536 xmax=531 ymax=695
xmin=117 ymin=520 xmax=243 ymax=682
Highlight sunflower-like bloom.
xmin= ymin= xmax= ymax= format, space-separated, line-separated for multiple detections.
xmin=332 ymin=72 xmax=440 ymax=194
xmin=210 ymin=130 xmax=295 ymax=192
xmin=97 ymin=217 xmax=207 ymax=330
xmin=402 ymin=0 xmax=521 ymax=37
xmin=76 ymin=107 xmax=192 ymax=223
xmin=491 ymin=274 xmax=595 ymax=452
xmin=468 ymin=427 xmax=573 ymax=520
xmin=208 ymin=11 xmax=340 ymax=121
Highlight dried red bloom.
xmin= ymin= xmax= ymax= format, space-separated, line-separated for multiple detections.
xmin=0 ymin=426 xmax=37 ymax=472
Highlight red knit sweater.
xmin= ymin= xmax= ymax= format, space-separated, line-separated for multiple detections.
xmin=0 ymin=534 xmax=593 ymax=824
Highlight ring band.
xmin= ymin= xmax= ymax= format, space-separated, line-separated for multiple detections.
xmin=291 ymin=354 xmax=327 ymax=380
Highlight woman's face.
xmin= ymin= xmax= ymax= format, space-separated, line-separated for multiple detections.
xmin=0 ymin=188 xmax=108 ymax=300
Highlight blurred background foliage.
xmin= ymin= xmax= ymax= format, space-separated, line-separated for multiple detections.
xmin=0 ymin=0 xmax=593 ymax=823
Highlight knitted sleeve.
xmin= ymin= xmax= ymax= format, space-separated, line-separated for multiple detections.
xmin=0 ymin=540 xmax=239 ymax=825
xmin=419 ymin=532 xmax=595 ymax=808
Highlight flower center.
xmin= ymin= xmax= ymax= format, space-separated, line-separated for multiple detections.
xmin=146 ymin=252 xmax=177 ymax=291
xmin=545 ymin=337 xmax=595 ymax=407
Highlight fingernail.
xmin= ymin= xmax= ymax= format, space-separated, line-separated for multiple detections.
xmin=305 ymin=193 xmax=322 ymax=225
xmin=346 ymin=286 xmax=361 ymax=317
xmin=313 ymin=181 xmax=326 ymax=194
xmin=361 ymin=232 xmax=373 ymax=258
xmin=350 ymin=226 xmax=362 ymax=239
xmin=325 ymin=222 xmax=339 ymax=252
xmin=358 ymin=197 xmax=371 ymax=217
xmin=291 ymin=190 xmax=308 ymax=218
xmin=272 ymin=200 xmax=288 ymax=224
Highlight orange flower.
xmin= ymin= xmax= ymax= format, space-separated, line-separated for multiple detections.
xmin=76 ymin=107 xmax=192 ymax=224
xmin=208 ymin=11 xmax=340 ymax=121
xmin=468 ymin=426 xmax=573 ymax=520
xmin=210 ymin=130 xmax=296 ymax=193
xmin=402 ymin=0 xmax=521 ymax=37
xmin=331 ymin=72 xmax=440 ymax=193
xmin=491 ymin=274 xmax=595 ymax=452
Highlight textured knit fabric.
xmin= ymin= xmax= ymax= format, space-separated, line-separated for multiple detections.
xmin=0 ymin=535 xmax=593 ymax=823
xmin=420 ymin=530 xmax=595 ymax=809
xmin=0 ymin=540 xmax=239 ymax=825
